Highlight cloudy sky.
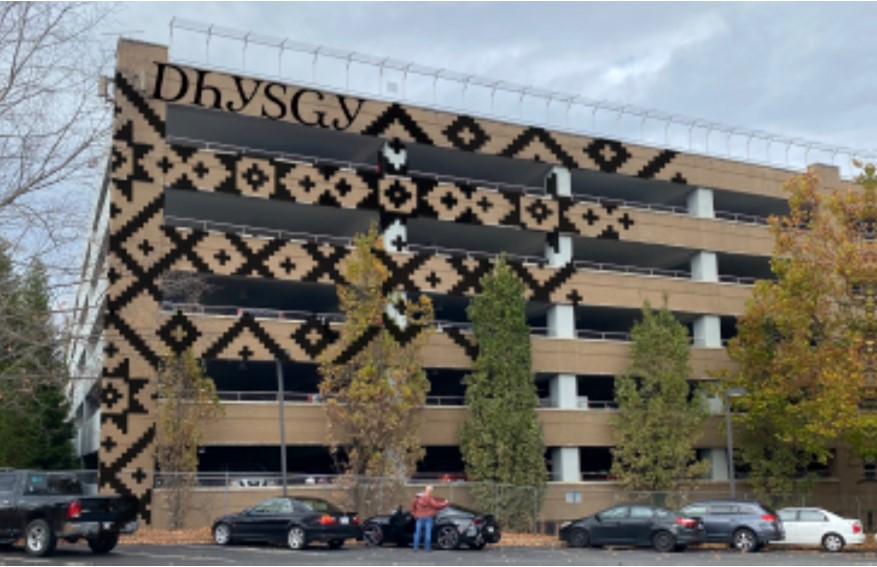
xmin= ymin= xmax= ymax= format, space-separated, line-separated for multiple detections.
xmin=105 ymin=2 xmax=876 ymax=171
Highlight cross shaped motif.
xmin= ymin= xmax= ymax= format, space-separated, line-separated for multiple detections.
xmin=280 ymin=257 xmax=296 ymax=274
xmin=583 ymin=208 xmax=600 ymax=225
xmin=440 ymin=191 xmax=459 ymax=211
xmin=105 ymin=342 xmax=119 ymax=358
xmin=391 ymin=234 xmax=406 ymax=252
xmin=192 ymin=161 xmax=209 ymax=179
xmin=619 ymin=212 xmax=635 ymax=230
xmin=566 ymin=289 xmax=584 ymax=306
xmin=238 ymin=345 xmax=254 ymax=361
xmin=426 ymin=271 xmax=442 ymax=288
xmin=458 ymin=127 xmax=476 ymax=146
xmin=335 ymin=179 xmax=352 ymax=197
xmin=306 ymin=327 xmax=323 ymax=345
xmin=101 ymin=436 xmax=117 ymax=453
xmin=476 ymin=196 xmax=494 ymax=213
xmin=138 ymin=239 xmax=154 ymax=257
xmin=157 ymin=156 xmax=174 ymax=174
xmin=131 ymin=468 xmax=148 ymax=484
xmin=599 ymin=144 xmax=617 ymax=163
xmin=299 ymin=175 xmax=316 ymax=193
xmin=170 ymin=325 xmax=188 ymax=344
xmin=214 ymin=249 xmax=231 ymax=266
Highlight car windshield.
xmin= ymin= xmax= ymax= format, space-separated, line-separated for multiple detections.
xmin=297 ymin=498 xmax=342 ymax=514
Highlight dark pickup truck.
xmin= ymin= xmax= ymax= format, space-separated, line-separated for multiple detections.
xmin=0 ymin=470 xmax=138 ymax=556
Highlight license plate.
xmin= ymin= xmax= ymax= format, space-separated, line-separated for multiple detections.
xmin=340 ymin=517 xmax=349 ymax=525
xmin=486 ymin=526 xmax=494 ymax=533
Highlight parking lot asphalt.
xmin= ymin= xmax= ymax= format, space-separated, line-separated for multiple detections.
xmin=4 ymin=542 xmax=877 ymax=566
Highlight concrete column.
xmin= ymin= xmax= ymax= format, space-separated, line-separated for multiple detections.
xmin=691 ymin=251 xmax=718 ymax=282
xmin=687 ymin=187 xmax=715 ymax=219
xmin=693 ymin=315 xmax=722 ymax=348
xmin=552 ymin=447 xmax=581 ymax=482
xmin=543 ymin=166 xmax=579 ymax=411
xmin=550 ymin=375 xmax=578 ymax=409
xmin=707 ymin=448 xmax=729 ymax=481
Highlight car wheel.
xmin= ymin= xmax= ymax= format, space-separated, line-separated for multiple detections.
xmin=287 ymin=526 xmax=307 ymax=550
xmin=24 ymin=519 xmax=56 ymax=557
xmin=213 ymin=523 xmax=233 ymax=546
xmin=822 ymin=532 xmax=845 ymax=552
xmin=568 ymin=528 xmax=589 ymax=548
xmin=362 ymin=523 xmax=383 ymax=547
xmin=327 ymin=539 xmax=344 ymax=549
xmin=652 ymin=530 xmax=675 ymax=553
xmin=732 ymin=528 xmax=757 ymax=552
xmin=87 ymin=533 xmax=119 ymax=554
xmin=436 ymin=525 xmax=460 ymax=550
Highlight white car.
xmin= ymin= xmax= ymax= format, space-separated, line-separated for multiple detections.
xmin=776 ymin=507 xmax=865 ymax=552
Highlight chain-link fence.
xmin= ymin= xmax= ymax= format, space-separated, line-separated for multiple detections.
xmin=146 ymin=472 xmax=877 ymax=534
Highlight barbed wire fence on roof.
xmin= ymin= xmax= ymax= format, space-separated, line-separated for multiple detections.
xmin=166 ymin=18 xmax=876 ymax=181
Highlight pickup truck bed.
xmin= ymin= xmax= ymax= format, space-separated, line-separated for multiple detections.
xmin=0 ymin=470 xmax=138 ymax=556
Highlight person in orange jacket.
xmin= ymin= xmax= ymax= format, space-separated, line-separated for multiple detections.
xmin=410 ymin=485 xmax=448 ymax=551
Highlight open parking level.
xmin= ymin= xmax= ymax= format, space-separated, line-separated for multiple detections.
xmin=4 ymin=544 xmax=877 ymax=566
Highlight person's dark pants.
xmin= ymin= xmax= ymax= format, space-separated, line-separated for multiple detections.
xmin=413 ymin=516 xmax=433 ymax=551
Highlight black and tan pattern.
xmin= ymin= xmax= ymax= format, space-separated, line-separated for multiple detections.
xmin=100 ymin=46 xmax=751 ymax=525
xmin=103 ymin=60 xmax=170 ymax=523
xmin=161 ymin=146 xmax=640 ymax=242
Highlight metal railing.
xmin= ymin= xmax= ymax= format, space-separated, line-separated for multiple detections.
xmin=168 ymin=18 xmax=875 ymax=179
xmin=213 ymin=390 xmax=465 ymax=406
xmin=406 ymin=242 xmax=546 ymax=266
xmin=164 ymin=216 xmax=762 ymax=286
xmin=160 ymin=301 xmax=345 ymax=323
xmin=159 ymin=302 xmax=733 ymax=348
xmin=165 ymin=214 xmax=355 ymax=246
xmin=574 ymin=259 xmax=757 ymax=286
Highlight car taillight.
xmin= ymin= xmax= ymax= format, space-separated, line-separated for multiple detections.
xmin=318 ymin=515 xmax=336 ymax=526
xmin=66 ymin=501 xmax=81 ymax=520
xmin=675 ymin=517 xmax=697 ymax=529
xmin=761 ymin=514 xmax=777 ymax=523
xmin=472 ymin=518 xmax=484 ymax=526
xmin=353 ymin=515 xmax=359 ymax=525
xmin=853 ymin=522 xmax=862 ymax=534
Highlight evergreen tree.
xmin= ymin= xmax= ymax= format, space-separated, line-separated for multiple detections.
xmin=0 ymin=252 xmax=77 ymax=469
xmin=459 ymin=257 xmax=546 ymax=531
xmin=611 ymin=299 xmax=708 ymax=497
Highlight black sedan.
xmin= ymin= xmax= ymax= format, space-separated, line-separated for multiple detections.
xmin=211 ymin=497 xmax=359 ymax=550
xmin=559 ymin=504 xmax=705 ymax=552
xmin=361 ymin=504 xmax=500 ymax=550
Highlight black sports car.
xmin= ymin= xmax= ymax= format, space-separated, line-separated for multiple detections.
xmin=211 ymin=496 xmax=359 ymax=550
xmin=361 ymin=504 xmax=501 ymax=550
xmin=559 ymin=504 xmax=705 ymax=552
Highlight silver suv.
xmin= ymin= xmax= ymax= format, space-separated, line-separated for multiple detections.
xmin=679 ymin=500 xmax=784 ymax=552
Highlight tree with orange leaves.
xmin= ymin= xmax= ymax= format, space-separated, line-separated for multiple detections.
xmin=726 ymin=163 xmax=877 ymax=499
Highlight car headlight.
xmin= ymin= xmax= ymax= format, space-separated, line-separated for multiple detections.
xmin=560 ymin=521 xmax=572 ymax=530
